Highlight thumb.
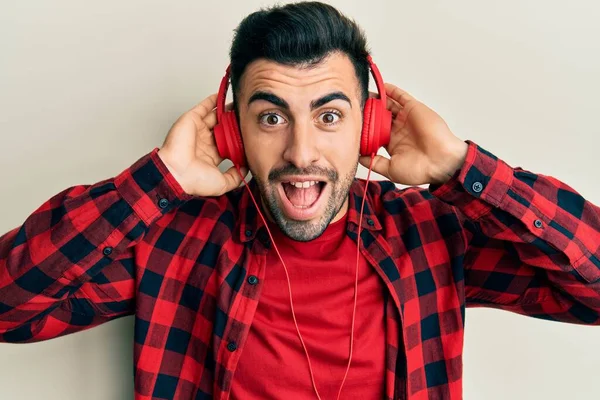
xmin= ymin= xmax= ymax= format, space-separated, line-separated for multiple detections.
xmin=359 ymin=155 xmax=391 ymax=180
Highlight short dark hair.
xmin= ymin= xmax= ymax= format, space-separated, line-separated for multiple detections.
xmin=229 ymin=1 xmax=370 ymax=112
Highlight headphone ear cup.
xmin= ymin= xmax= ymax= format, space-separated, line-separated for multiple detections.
xmin=224 ymin=111 xmax=246 ymax=167
xmin=214 ymin=111 xmax=246 ymax=167
xmin=360 ymin=99 xmax=374 ymax=156
xmin=376 ymin=99 xmax=392 ymax=152
xmin=361 ymin=98 xmax=392 ymax=157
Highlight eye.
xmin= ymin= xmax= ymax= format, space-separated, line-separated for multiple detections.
xmin=259 ymin=112 xmax=287 ymax=126
xmin=318 ymin=110 xmax=342 ymax=126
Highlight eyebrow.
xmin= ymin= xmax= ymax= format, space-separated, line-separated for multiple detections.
xmin=311 ymin=91 xmax=352 ymax=109
xmin=248 ymin=91 xmax=289 ymax=110
xmin=247 ymin=90 xmax=352 ymax=110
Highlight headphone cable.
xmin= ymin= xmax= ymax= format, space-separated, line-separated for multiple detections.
xmin=235 ymin=153 xmax=375 ymax=399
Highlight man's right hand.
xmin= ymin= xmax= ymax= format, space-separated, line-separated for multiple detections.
xmin=158 ymin=94 xmax=248 ymax=197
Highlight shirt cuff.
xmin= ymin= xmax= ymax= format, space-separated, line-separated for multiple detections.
xmin=429 ymin=140 xmax=514 ymax=220
xmin=114 ymin=148 xmax=194 ymax=226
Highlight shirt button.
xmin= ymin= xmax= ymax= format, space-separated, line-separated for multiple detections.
xmin=245 ymin=230 xmax=253 ymax=237
xmin=227 ymin=341 xmax=237 ymax=352
xmin=102 ymin=247 xmax=113 ymax=256
xmin=367 ymin=218 xmax=375 ymax=227
xmin=247 ymin=275 xmax=259 ymax=285
xmin=472 ymin=182 xmax=484 ymax=193
xmin=158 ymin=198 xmax=169 ymax=209
xmin=534 ymin=219 xmax=543 ymax=228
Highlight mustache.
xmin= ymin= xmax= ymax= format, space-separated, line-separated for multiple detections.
xmin=268 ymin=165 xmax=338 ymax=182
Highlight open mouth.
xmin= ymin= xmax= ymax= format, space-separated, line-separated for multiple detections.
xmin=276 ymin=179 xmax=328 ymax=220
xmin=281 ymin=180 xmax=326 ymax=208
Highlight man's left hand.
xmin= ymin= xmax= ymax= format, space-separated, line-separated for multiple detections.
xmin=359 ymin=83 xmax=468 ymax=186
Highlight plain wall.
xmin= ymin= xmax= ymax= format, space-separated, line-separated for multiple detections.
xmin=1 ymin=1 xmax=598 ymax=399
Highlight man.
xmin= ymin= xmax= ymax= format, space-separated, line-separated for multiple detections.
xmin=0 ymin=2 xmax=598 ymax=399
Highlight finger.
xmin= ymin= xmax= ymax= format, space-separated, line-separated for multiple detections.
xmin=384 ymin=83 xmax=415 ymax=107
xmin=204 ymin=108 xmax=217 ymax=129
xmin=359 ymin=155 xmax=391 ymax=180
xmin=190 ymin=93 xmax=218 ymax=118
xmin=221 ymin=165 xmax=249 ymax=193
xmin=386 ymin=97 xmax=403 ymax=118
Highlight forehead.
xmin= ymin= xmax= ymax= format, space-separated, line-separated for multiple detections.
xmin=239 ymin=52 xmax=360 ymax=104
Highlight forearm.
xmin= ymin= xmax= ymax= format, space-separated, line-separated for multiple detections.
xmin=431 ymin=141 xmax=600 ymax=322
xmin=0 ymin=149 xmax=191 ymax=337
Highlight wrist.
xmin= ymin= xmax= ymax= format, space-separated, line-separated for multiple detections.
xmin=429 ymin=139 xmax=468 ymax=185
xmin=157 ymin=148 xmax=190 ymax=193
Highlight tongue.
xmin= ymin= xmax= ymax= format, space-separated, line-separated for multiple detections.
xmin=282 ymin=183 xmax=320 ymax=207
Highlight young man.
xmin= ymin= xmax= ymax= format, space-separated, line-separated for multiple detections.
xmin=0 ymin=2 xmax=598 ymax=399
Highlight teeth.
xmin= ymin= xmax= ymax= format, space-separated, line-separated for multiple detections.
xmin=287 ymin=181 xmax=319 ymax=188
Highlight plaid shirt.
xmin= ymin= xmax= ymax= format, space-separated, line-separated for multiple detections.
xmin=1 ymin=140 xmax=599 ymax=400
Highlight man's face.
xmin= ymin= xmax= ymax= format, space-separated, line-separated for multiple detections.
xmin=238 ymin=52 xmax=363 ymax=241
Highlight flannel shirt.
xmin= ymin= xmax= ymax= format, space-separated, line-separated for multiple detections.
xmin=1 ymin=140 xmax=599 ymax=400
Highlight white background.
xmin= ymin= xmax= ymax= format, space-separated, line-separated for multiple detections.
xmin=0 ymin=1 xmax=598 ymax=399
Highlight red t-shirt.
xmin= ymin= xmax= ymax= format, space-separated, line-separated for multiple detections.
xmin=231 ymin=212 xmax=386 ymax=399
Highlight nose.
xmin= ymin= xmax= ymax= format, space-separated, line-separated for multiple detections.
xmin=282 ymin=121 xmax=321 ymax=169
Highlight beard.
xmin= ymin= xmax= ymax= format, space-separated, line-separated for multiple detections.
xmin=252 ymin=160 xmax=358 ymax=242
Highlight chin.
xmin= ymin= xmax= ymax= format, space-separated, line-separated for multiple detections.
xmin=251 ymin=164 xmax=356 ymax=241
xmin=270 ymin=187 xmax=347 ymax=242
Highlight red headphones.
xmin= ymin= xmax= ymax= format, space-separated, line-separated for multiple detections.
xmin=213 ymin=55 xmax=392 ymax=166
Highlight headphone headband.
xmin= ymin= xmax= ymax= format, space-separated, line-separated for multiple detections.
xmin=366 ymin=55 xmax=386 ymax=105
xmin=216 ymin=65 xmax=232 ymax=121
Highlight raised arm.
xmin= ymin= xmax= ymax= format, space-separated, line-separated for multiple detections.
xmin=430 ymin=141 xmax=600 ymax=324
xmin=0 ymin=150 xmax=190 ymax=342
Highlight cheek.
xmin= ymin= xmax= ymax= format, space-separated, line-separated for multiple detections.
xmin=321 ymin=133 xmax=360 ymax=176
xmin=328 ymin=119 xmax=362 ymax=152
xmin=240 ymin=128 xmax=280 ymax=181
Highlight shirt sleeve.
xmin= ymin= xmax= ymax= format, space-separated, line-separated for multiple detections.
xmin=430 ymin=140 xmax=600 ymax=325
xmin=0 ymin=149 xmax=193 ymax=342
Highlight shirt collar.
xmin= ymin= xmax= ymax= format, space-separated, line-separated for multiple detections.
xmin=238 ymin=178 xmax=383 ymax=244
